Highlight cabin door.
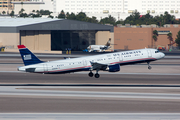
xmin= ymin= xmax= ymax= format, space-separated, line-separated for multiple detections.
xmin=119 ymin=54 xmax=123 ymax=61
xmin=147 ymin=50 xmax=152 ymax=57
xmin=83 ymin=60 xmax=87 ymax=66
xmin=43 ymin=64 xmax=48 ymax=73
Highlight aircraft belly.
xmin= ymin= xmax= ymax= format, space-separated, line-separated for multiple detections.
xmin=47 ymin=65 xmax=91 ymax=74
xmin=34 ymin=66 xmax=44 ymax=72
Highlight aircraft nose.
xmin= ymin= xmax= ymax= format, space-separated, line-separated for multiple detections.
xmin=160 ymin=52 xmax=165 ymax=58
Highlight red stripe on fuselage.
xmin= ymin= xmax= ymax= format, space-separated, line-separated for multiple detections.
xmin=43 ymin=65 xmax=92 ymax=73
xmin=17 ymin=45 xmax=26 ymax=49
xmin=37 ymin=58 xmax=156 ymax=73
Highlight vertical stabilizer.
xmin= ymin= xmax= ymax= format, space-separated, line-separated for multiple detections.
xmin=17 ymin=45 xmax=43 ymax=66
xmin=105 ymin=38 xmax=111 ymax=46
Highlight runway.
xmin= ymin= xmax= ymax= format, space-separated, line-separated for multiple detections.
xmin=0 ymin=72 xmax=180 ymax=85
xmin=1 ymin=113 xmax=180 ymax=120
xmin=0 ymin=53 xmax=180 ymax=119
xmin=2 ymin=86 xmax=180 ymax=100
xmin=0 ymin=72 xmax=180 ymax=114
xmin=1 ymin=86 xmax=180 ymax=113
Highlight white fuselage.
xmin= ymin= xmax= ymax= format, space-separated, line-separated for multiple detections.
xmin=87 ymin=45 xmax=110 ymax=52
xmin=18 ymin=48 xmax=165 ymax=73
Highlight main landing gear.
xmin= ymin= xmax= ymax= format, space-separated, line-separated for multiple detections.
xmin=88 ymin=71 xmax=93 ymax=77
xmin=88 ymin=70 xmax=100 ymax=78
xmin=147 ymin=62 xmax=152 ymax=70
xmin=94 ymin=73 xmax=100 ymax=78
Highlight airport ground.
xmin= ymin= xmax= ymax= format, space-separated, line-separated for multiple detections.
xmin=0 ymin=52 xmax=180 ymax=119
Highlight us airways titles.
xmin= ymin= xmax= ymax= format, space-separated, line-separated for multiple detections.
xmin=113 ymin=51 xmax=141 ymax=56
xmin=121 ymin=51 xmax=141 ymax=55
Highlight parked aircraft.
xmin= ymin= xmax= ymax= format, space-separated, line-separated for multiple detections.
xmin=17 ymin=45 xmax=165 ymax=78
xmin=87 ymin=38 xmax=111 ymax=52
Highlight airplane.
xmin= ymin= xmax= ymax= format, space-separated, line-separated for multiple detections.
xmin=87 ymin=38 xmax=111 ymax=52
xmin=17 ymin=45 xmax=165 ymax=78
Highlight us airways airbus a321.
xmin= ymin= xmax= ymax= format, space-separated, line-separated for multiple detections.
xmin=17 ymin=45 xmax=165 ymax=78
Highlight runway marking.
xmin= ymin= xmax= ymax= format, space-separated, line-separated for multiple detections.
xmin=0 ymin=113 xmax=180 ymax=120
xmin=1 ymin=86 xmax=180 ymax=100
xmin=76 ymin=72 xmax=180 ymax=76
xmin=14 ymin=86 xmax=180 ymax=89
xmin=1 ymin=84 xmax=180 ymax=87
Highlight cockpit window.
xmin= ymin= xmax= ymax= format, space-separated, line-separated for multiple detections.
xmin=155 ymin=50 xmax=159 ymax=53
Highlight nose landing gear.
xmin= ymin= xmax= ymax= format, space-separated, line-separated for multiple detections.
xmin=147 ymin=62 xmax=152 ymax=70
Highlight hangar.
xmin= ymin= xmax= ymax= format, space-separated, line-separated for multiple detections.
xmin=0 ymin=18 xmax=114 ymax=51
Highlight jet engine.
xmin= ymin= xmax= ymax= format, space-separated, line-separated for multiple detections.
xmin=106 ymin=64 xmax=120 ymax=72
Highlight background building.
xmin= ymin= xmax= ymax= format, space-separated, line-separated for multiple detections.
xmin=12 ymin=0 xmax=45 ymax=15
xmin=52 ymin=0 xmax=180 ymax=20
xmin=0 ymin=18 xmax=179 ymax=52
xmin=0 ymin=0 xmax=33 ymax=14
xmin=0 ymin=0 xmax=46 ymax=15
xmin=0 ymin=18 xmax=114 ymax=51
xmin=2 ymin=0 xmax=180 ymax=20
xmin=114 ymin=24 xmax=179 ymax=50
xmin=0 ymin=0 xmax=13 ymax=14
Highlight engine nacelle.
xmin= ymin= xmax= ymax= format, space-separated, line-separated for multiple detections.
xmin=106 ymin=64 xmax=120 ymax=72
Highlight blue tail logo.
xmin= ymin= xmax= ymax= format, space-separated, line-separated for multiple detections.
xmin=18 ymin=45 xmax=43 ymax=66
xmin=23 ymin=54 xmax=32 ymax=60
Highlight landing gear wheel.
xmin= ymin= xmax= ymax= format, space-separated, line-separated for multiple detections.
xmin=88 ymin=72 xmax=93 ymax=77
xmin=147 ymin=62 xmax=152 ymax=70
xmin=148 ymin=66 xmax=152 ymax=70
xmin=95 ymin=73 xmax=100 ymax=78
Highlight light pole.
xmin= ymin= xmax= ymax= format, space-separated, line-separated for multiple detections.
xmin=118 ymin=12 xmax=120 ymax=21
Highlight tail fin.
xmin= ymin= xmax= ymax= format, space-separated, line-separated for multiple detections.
xmin=105 ymin=38 xmax=111 ymax=46
xmin=17 ymin=45 xmax=43 ymax=66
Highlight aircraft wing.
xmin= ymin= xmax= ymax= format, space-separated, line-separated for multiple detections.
xmin=90 ymin=62 xmax=107 ymax=70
